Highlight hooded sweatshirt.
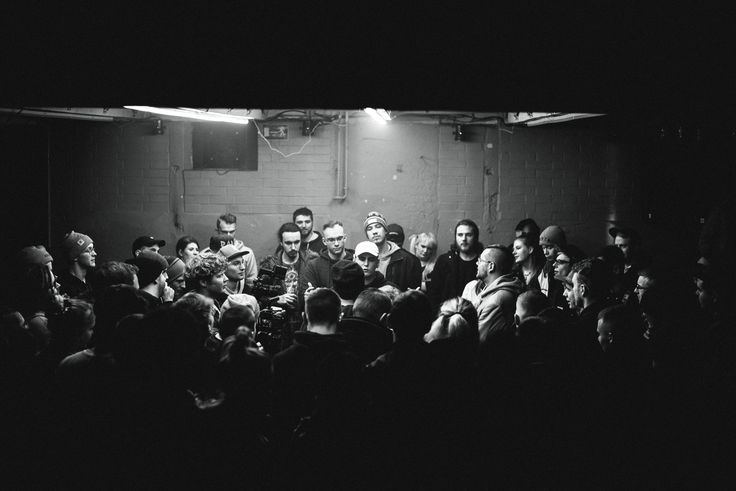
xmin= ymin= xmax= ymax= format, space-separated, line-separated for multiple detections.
xmin=462 ymin=273 xmax=525 ymax=344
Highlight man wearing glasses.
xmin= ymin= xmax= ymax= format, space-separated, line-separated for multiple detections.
xmin=461 ymin=244 xmax=524 ymax=344
xmin=299 ymin=221 xmax=354 ymax=298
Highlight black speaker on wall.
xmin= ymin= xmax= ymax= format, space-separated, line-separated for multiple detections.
xmin=192 ymin=122 xmax=258 ymax=170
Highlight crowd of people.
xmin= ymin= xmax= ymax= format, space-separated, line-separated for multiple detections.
xmin=2 ymin=204 xmax=736 ymax=488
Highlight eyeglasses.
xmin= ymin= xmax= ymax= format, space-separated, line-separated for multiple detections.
xmin=476 ymin=258 xmax=491 ymax=265
xmin=554 ymin=259 xmax=570 ymax=265
xmin=324 ymin=236 xmax=345 ymax=243
xmin=634 ymin=284 xmax=648 ymax=291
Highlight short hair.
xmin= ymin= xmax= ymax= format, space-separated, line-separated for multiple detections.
xmin=174 ymin=292 xmax=215 ymax=335
xmin=293 ymin=207 xmax=313 ymax=222
xmin=323 ymin=220 xmax=344 ymax=231
xmin=176 ymin=236 xmax=199 ymax=255
xmin=305 ymin=287 xmax=341 ymax=325
xmin=516 ymin=290 xmax=548 ymax=318
xmin=389 ymin=290 xmax=434 ymax=342
xmin=352 ymin=288 xmax=392 ymax=323
xmin=277 ymin=222 xmax=301 ymax=241
xmin=484 ymin=244 xmax=514 ymax=274
xmin=90 ymin=261 xmax=139 ymax=295
xmin=572 ymin=258 xmax=610 ymax=299
xmin=515 ymin=218 xmax=541 ymax=237
xmin=185 ymin=252 xmax=227 ymax=291
xmin=219 ymin=305 xmax=257 ymax=340
xmin=217 ymin=213 xmax=237 ymax=227
xmin=425 ymin=297 xmax=479 ymax=345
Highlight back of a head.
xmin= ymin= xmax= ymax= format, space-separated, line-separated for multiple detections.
xmin=218 ymin=329 xmax=271 ymax=398
xmin=517 ymin=290 xmax=548 ymax=318
xmin=91 ymin=261 xmax=139 ymax=295
xmin=331 ymin=259 xmax=364 ymax=300
xmin=305 ymin=287 xmax=341 ymax=326
xmin=93 ymin=284 xmax=149 ymax=348
xmin=219 ymin=305 xmax=257 ymax=339
xmin=48 ymin=298 xmax=95 ymax=343
xmin=425 ymin=297 xmax=479 ymax=345
xmin=352 ymin=288 xmax=392 ymax=323
xmin=389 ymin=290 xmax=433 ymax=342
xmin=142 ymin=305 xmax=204 ymax=371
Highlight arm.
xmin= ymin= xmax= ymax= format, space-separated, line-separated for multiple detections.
xmin=243 ymin=248 xmax=258 ymax=288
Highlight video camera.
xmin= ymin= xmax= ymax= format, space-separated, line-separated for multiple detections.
xmin=251 ymin=264 xmax=288 ymax=298
xmin=255 ymin=305 xmax=288 ymax=354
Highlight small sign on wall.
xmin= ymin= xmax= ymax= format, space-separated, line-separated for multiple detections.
xmin=263 ymin=125 xmax=288 ymax=140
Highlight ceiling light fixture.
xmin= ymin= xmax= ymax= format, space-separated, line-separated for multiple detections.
xmin=364 ymin=107 xmax=391 ymax=124
xmin=124 ymin=106 xmax=252 ymax=124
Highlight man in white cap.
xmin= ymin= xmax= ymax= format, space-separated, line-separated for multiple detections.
xmin=218 ymin=244 xmax=251 ymax=295
xmin=354 ymin=240 xmax=388 ymax=289
xmin=362 ymin=211 xmax=420 ymax=291
xmin=57 ymin=231 xmax=96 ymax=300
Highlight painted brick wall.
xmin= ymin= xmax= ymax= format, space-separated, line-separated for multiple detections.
xmin=48 ymin=117 xmax=642 ymax=264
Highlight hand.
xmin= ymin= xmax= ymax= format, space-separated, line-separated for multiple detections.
xmin=162 ymin=285 xmax=175 ymax=302
xmin=277 ymin=293 xmax=298 ymax=309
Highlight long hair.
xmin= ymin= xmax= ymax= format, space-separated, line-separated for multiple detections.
xmin=449 ymin=219 xmax=484 ymax=256
xmin=512 ymin=233 xmax=545 ymax=278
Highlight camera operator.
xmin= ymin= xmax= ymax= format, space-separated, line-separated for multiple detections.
xmin=257 ymin=223 xmax=319 ymax=349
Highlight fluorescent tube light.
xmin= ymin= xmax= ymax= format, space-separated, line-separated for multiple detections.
xmin=124 ymin=106 xmax=252 ymax=124
xmin=364 ymin=107 xmax=387 ymax=124
xmin=523 ymin=113 xmax=604 ymax=126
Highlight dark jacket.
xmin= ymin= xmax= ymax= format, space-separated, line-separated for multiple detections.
xmin=427 ymin=250 xmax=479 ymax=308
xmin=57 ymin=271 xmax=92 ymax=300
xmin=383 ymin=244 xmax=421 ymax=292
xmin=272 ymin=330 xmax=350 ymax=425
xmin=299 ymin=248 xmax=355 ymax=295
xmin=338 ymin=316 xmax=394 ymax=365
xmin=301 ymin=231 xmax=323 ymax=254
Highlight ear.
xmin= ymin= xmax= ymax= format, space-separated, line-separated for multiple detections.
xmin=134 ymin=250 xmax=141 ymax=257
xmin=579 ymin=283 xmax=587 ymax=297
xmin=199 ymin=278 xmax=208 ymax=289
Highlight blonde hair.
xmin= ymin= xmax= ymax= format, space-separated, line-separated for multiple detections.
xmin=424 ymin=297 xmax=478 ymax=345
xmin=408 ymin=232 xmax=438 ymax=290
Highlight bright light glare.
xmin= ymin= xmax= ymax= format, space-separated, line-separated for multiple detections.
xmin=124 ymin=106 xmax=251 ymax=124
xmin=363 ymin=107 xmax=387 ymax=124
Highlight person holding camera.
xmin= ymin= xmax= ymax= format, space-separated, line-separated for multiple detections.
xmin=258 ymin=223 xmax=319 ymax=348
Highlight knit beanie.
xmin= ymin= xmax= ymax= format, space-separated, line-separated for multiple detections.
xmin=539 ymin=225 xmax=567 ymax=248
xmin=363 ymin=211 xmax=388 ymax=232
xmin=61 ymin=231 xmax=93 ymax=261
xmin=165 ymin=256 xmax=186 ymax=282
xmin=18 ymin=245 xmax=53 ymax=266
